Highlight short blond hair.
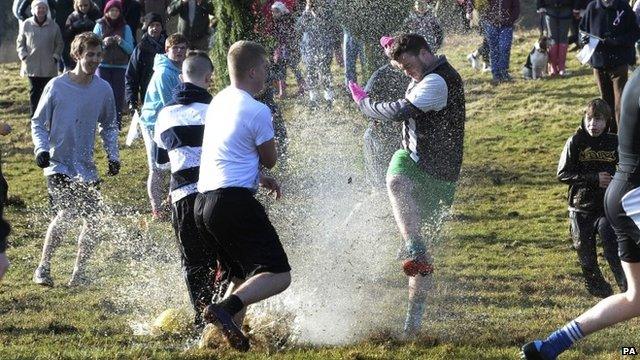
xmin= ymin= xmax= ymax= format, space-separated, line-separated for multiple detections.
xmin=227 ymin=40 xmax=267 ymax=80
xmin=73 ymin=0 xmax=92 ymax=12
xmin=70 ymin=32 xmax=102 ymax=60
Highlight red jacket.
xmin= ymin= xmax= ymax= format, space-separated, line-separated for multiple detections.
xmin=469 ymin=0 xmax=520 ymax=27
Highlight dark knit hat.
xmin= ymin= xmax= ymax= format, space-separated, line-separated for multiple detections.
xmin=143 ymin=12 xmax=164 ymax=30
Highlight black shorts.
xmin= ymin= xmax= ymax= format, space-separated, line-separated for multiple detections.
xmin=194 ymin=188 xmax=291 ymax=280
xmin=604 ymin=174 xmax=640 ymax=262
xmin=171 ymin=193 xmax=217 ymax=266
xmin=47 ymin=173 xmax=101 ymax=217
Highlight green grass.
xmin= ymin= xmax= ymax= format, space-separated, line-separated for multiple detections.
xmin=0 ymin=30 xmax=637 ymax=359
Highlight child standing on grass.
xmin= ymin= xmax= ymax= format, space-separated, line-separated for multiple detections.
xmin=557 ymin=98 xmax=626 ymax=298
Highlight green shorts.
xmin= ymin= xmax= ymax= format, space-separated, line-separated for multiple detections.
xmin=386 ymin=149 xmax=456 ymax=222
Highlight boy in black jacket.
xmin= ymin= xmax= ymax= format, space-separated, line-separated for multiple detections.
xmin=557 ymin=98 xmax=626 ymax=298
xmin=125 ymin=12 xmax=166 ymax=115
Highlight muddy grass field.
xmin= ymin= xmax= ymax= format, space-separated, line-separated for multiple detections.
xmin=0 ymin=31 xmax=639 ymax=359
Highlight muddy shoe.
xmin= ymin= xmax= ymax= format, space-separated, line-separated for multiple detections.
xmin=402 ymin=257 xmax=434 ymax=277
xmin=521 ymin=341 xmax=554 ymax=360
xmin=202 ymin=304 xmax=249 ymax=352
xmin=33 ymin=266 xmax=54 ymax=287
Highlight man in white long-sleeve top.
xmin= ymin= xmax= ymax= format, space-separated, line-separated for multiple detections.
xmin=31 ymin=32 xmax=120 ymax=287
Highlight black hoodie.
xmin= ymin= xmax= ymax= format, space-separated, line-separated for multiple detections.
xmin=579 ymin=0 xmax=640 ymax=69
xmin=125 ymin=33 xmax=167 ymax=107
xmin=557 ymin=122 xmax=618 ymax=212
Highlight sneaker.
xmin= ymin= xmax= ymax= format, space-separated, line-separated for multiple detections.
xmin=202 ymin=304 xmax=250 ymax=352
xmin=467 ymin=53 xmax=479 ymax=70
xmin=33 ymin=266 xmax=54 ymax=287
xmin=482 ymin=63 xmax=492 ymax=73
xmin=68 ymin=270 xmax=90 ymax=287
xmin=521 ymin=341 xmax=553 ymax=360
xmin=402 ymin=256 xmax=434 ymax=277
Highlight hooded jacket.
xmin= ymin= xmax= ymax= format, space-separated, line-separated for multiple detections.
xmin=140 ymin=53 xmax=181 ymax=127
xmin=557 ymin=123 xmax=618 ymax=213
xmin=579 ymin=0 xmax=640 ymax=69
xmin=125 ymin=33 xmax=167 ymax=107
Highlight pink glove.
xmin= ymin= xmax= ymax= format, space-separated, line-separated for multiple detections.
xmin=348 ymin=81 xmax=367 ymax=104
xmin=379 ymin=36 xmax=394 ymax=49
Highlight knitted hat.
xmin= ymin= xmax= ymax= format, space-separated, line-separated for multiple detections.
xmin=104 ymin=0 xmax=123 ymax=13
xmin=271 ymin=1 xmax=289 ymax=13
xmin=143 ymin=12 xmax=164 ymax=30
xmin=380 ymin=36 xmax=394 ymax=48
xmin=31 ymin=0 xmax=49 ymax=10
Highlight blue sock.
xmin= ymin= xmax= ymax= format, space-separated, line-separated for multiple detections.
xmin=536 ymin=321 xmax=584 ymax=359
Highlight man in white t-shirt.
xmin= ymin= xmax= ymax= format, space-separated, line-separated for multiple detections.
xmin=195 ymin=40 xmax=290 ymax=352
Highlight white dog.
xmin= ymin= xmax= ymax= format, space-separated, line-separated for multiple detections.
xmin=522 ymin=36 xmax=549 ymax=80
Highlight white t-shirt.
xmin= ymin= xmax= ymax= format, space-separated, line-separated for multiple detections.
xmin=198 ymin=86 xmax=274 ymax=192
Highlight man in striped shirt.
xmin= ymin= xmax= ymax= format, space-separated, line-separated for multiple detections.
xmin=153 ymin=50 xmax=217 ymax=327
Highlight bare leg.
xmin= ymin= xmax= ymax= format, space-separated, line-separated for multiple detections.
xmin=69 ymin=217 xmax=99 ymax=284
xmin=575 ymin=261 xmax=640 ymax=335
xmin=38 ymin=210 xmax=74 ymax=269
xmin=386 ymin=174 xmax=422 ymax=243
xmin=233 ymin=272 xmax=291 ymax=306
xmin=404 ymin=274 xmax=433 ymax=336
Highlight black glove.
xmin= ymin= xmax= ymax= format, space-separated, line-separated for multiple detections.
xmin=107 ymin=160 xmax=120 ymax=176
xmin=128 ymin=102 xmax=138 ymax=117
xmin=35 ymin=151 xmax=50 ymax=168
xmin=602 ymin=37 xmax=620 ymax=47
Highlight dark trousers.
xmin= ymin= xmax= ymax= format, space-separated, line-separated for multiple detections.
xmin=568 ymin=16 xmax=580 ymax=46
xmin=96 ymin=67 xmax=126 ymax=129
xmin=28 ymin=77 xmax=53 ymax=118
xmin=594 ymin=64 xmax=628 ymax=133
xmin=570 ymin=211 xmax=627 ymax=291
xmin=0 ymin=163 xmax=10 ymax=253
xmin=171 ymin=193 xmax=217 ymax=323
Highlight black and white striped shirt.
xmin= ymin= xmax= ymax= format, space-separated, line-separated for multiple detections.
xmin=154 ymin=102 xmax=208 ymax=203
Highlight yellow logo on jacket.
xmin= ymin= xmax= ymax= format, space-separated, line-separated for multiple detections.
xmin=579 ymin=147 xmax=616 ymax=162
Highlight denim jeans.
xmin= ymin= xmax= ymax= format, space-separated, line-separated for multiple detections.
xmin=482 ymin=22 xmax=513 ymax=80
xmin=343 ymin=30 xmax=365 ymax=89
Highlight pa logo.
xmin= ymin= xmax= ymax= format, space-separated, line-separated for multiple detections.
xmin=622 ymin=346 xmax=638 ymax=356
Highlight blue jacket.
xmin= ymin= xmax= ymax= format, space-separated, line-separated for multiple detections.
xmin=140 ymin=54 xmax=181 ymax=128
xmin=579 ymin=0 xmax=640 ymax=69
